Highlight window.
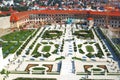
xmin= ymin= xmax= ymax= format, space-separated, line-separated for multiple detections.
xmin=102 ymin=20 xmax=104 ymax=22
xmin=112 ymin=21 xmax=114 ymax=23
xmin=112 ymin=25 xmax=113 ymax=27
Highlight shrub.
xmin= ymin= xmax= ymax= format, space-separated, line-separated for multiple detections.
xmin=84 ymin=42 xmax=87 ymax=44
xmin=55 ymin=56 xmax=65 ymax=60
xmin=41 ymin=42 xmax=48 ymax=44
xmin=25 ymin=49 xmax=30 ymax=55
xmin=33 ymin=53 xmax=41 ymax=58
xmin=89 ymin=42 xmax=95 ymax=44
xmin=42 ymin=30 xmax=62 ymax=39
xmin=73 ymin=30 xmax=94 ymax=39
xmin=72 ymin=57 xmax=81 ymax=60
xmin=86 ymin=53 xmax=94 ymax=58
xmin=105 ymin=49 xmax=108 ymax=52
xmin=43 ymin=53 xmax=51 ymax=58
xmin=52 ymin=49 xmax=58 ymax=54
xmin=79 ymin=49 xmax=84 ymax=54
xmin=49 ymin=42 xmax=54 ymax=44
xmin=55 ymin=44 xmax=59 ymax=48
xmin=103 ymin=45 xmax=106 ymax=49
xmin=60 ymin=49 xmax=63 ymax=52
xmin=78 ymin=44 xmax=82 ymax=48
xmin=33 ymin=67 xmax=45 ymax=70
xmin=0 ymin=69 xmax=5 ymax=74
xmin=95 ymin=52 xmax=103 ymax=58
xmin=107 ymin=53 xmax=111 ymax=56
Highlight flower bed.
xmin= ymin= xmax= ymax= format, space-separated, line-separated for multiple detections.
xmin=25 ymin=64 xmax=38 ymax=72
xmin=43 ymin=64 xmax=53 ymax=72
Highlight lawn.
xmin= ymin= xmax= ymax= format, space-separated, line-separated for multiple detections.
xmin=86 ymin=45 xmax=94 ymax=52
xmin=42 ymin=46 xmax=51 ymax=52
xmin=1 ymin=30 xmax=34 ymax=41
xmin=2 ymin=42 xmax=22 ymax=58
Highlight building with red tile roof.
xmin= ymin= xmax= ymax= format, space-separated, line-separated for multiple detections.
xmin=10 ymin=10 xmax=120 ymax=37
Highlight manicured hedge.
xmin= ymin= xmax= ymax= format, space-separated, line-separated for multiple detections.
xmin=73 ymin=30 xmax=94 ymax=39
xmin=42 ymin=30 xmax=62 ymax=39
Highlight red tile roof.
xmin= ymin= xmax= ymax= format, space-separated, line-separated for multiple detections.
xmin=87 ymin=17 xmax=93 ymax=20
xmin=10 ymin=10 xmax=120 ymax=22
xmin=0 ymin=10 xmax=17 ymax=15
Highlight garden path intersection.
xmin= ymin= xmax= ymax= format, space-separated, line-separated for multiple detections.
xmin=1 ymin=24 xmax=120 ymax=80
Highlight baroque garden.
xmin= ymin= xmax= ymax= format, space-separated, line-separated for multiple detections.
xmin=0 ymin=23 xmax=120 ymax=80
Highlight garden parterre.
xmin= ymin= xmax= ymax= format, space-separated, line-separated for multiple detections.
xmin=1 ymin=24 xmax=120 ymax=80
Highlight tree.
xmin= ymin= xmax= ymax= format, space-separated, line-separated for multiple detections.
xmin=13 ymin=6 xmax=29 ymax=12
xmin=0 ymin=7 xmax=9 ymax=11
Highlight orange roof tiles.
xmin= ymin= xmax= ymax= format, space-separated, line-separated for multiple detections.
xmin=0 ymin=10 xmax=17 ymax=15
xmin=10 ymin=13 xmax=19 ymax=21
xmin=87 ymin=17 xmax=93 ymax=20
xmin=10 ymin=10 xmax=120 ymax=22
